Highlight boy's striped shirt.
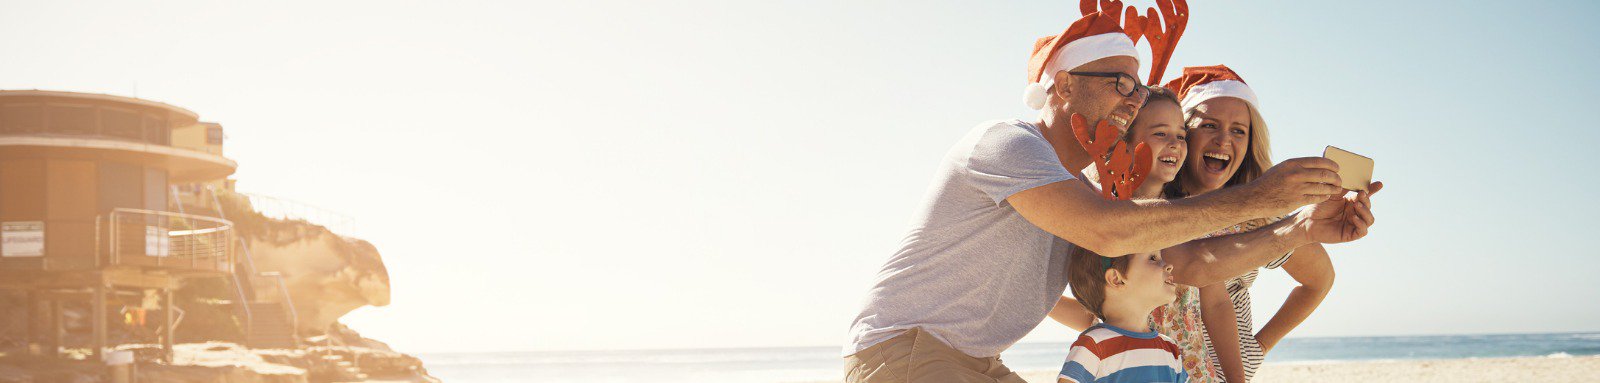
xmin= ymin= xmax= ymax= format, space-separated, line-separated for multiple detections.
xmin=1059 ymin=324 xmax=1187 ymax=383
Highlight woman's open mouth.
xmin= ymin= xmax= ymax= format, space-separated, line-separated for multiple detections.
xmin=1202 ymin=151 xmax=1232 ymax=174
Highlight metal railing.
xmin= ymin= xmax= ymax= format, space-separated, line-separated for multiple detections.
xmin=239 ymin=193 xmax=356 ymax=236
xmin=104 ymin=208 xmax=234 ymax=272
xmin=262 ymin=271 xmax=302 ymax=348
xmin=210 ymin=186 xmax=256 ymax=342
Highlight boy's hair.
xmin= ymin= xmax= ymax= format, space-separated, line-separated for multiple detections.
xmin=1066 ymin=246 xmax=1131 ymax=321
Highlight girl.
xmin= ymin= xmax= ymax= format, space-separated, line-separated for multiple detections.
xmin=1049 ymin=86 xmax=1227 ymax=382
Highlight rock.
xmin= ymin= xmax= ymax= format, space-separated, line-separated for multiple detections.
xmin=217 ymin=192 xmax=391 ymax=334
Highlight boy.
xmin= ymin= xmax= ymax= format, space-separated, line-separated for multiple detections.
xmin=1058 ymin=247 xmax=1186 ymax=383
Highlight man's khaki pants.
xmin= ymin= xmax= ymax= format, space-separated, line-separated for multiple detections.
xmin=844 ymin=328 xmax=1029 ymax=383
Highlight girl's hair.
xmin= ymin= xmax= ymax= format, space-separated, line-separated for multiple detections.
xmin=1121 ymin=87 xmax=1182 ymax=144
xmin=1162 ymin=98 xmax=1273 ymax=198
xmin=1065 ymin=246 xmax=1131 ymax=321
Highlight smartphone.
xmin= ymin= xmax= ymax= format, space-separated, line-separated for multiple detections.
xmin=1323 ymin=146 xmax=1374 ymax=191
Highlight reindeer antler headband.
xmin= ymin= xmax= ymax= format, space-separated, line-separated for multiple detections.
xmin=1081 ymin=0 xmax=1188 ymax=86
xmin=1063 ymin=0 xmax=1188 ymax=202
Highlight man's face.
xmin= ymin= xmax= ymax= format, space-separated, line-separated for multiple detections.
xmin=1056 ymin=56 xmax=1143 ymax=135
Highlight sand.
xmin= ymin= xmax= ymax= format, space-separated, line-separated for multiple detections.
xmin=1008 ymin=355 xmax=1600 ymax=382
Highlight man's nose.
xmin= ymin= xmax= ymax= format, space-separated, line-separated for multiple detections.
xmin=1120 ymin=92 xmax=1145 ymax=111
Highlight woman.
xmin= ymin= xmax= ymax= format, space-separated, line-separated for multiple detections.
xmin=1164 ymin=65 xmax=1336 ymax=383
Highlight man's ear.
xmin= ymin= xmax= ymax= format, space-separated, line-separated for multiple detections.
xmin=1051 ymin=71 xmax=1073 ymax=101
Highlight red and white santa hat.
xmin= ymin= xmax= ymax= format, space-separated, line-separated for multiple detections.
xmin=1163 ymin=64 xmax=1268 ymax=136
xmin=1023 ymin=11 xmax=1140 ymax=110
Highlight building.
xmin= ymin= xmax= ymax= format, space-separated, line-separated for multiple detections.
xmin=0 ymin=90 xmax=237 ymax=362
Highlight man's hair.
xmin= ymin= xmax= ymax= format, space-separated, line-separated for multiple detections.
xmin=1066 ymin=246 xmax=1131 ymax=321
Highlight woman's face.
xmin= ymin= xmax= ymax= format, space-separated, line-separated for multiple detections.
xmin=1127 ymin=99 xmax=1186 ymax=187
xmin=1181 ymin=97 xmax=1252 ymax=194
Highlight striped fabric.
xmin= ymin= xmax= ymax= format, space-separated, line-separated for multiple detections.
xmin=1198 ymin=217 xmax=1293 ymax=382
xmin=1059 ymin=324 xmax=1187 ymax=383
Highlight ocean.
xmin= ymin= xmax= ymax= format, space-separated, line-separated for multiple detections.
xmin=417 ymin=332 xmax=1600 ymax=383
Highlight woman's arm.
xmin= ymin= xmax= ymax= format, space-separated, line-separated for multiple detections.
xmin=1254 ymin=243 xmax=1335 ymax=354
xmin=1047 ymin=296 xmax=1097 ymax=331
xmin=1200 ymin=283 xmax=1248 ymax=383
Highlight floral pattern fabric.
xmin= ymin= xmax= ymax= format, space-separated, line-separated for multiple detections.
xmin=1146 ymin=222 xmax=1253 ymax=383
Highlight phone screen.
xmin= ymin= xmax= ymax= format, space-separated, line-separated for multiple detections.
xmin=1323 ymin=146 xmax=1374 ymax=191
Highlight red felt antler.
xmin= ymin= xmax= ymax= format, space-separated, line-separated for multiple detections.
xmin=1141 ymin=0 xmax=1187 ymax=85
xmin=1079 ymin=0 xmax=1189 ymax=86
xmin=1071 ymin=113 xmax=1152 ymax=200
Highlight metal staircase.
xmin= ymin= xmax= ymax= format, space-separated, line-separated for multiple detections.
xmin=205 ymin=186 xmax=302 ymax=349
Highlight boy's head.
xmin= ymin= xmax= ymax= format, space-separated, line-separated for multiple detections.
xmin=1066 ymin=247 xmax=1179 ymax=322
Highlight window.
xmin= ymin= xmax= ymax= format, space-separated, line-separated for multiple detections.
xmin=48 ymin=104 xmax=97 ymax=135
xmin=0 ymin=104 xmax=43 ymax=134
xmin=143 ymin=114 xmax=168 ymax=145
xmin=206 ymin=126 xmax=224 ymax=145
xmin=102 ymin=108 xmax=143 ymax=141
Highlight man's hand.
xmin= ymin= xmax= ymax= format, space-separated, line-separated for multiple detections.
xmin=1243 ymin=157 xmax=1346 ymax=217
xmin=1295 ymin=181 xmax=1383 ymax=244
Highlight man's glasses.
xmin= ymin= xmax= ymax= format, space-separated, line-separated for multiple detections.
xmin=1066 ymin=71 xmax=1146 ymax=98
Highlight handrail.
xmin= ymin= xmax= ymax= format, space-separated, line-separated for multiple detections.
xmin=210 ymin=186 xmax=257 ymax=344
xmin=239 ymin=193 xmax=356 ymax=236
xmin=262 ymin=272 xmax=301 ymax=348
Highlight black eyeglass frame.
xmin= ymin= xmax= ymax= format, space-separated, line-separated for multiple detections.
xmin=1065 ymin=71 xmax=1147 ymax=98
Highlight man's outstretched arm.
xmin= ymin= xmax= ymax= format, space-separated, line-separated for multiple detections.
xmin=1008 ymin=157 xmax=1345 ymax=256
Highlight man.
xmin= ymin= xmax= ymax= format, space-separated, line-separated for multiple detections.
xmin=842 ymin=9 xmax=1380 ymax=383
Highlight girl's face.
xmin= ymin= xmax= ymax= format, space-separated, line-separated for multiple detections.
xmin=1127 ymin=99 xmax=1186 ymax=187
xmin=1181 ymin=97 xmax=1252 ymax=194
xmin=1112 ymin=251 xmax=1178 ymax=305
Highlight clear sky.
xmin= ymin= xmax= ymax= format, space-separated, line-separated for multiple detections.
xmin=3 ymin=0 xmax=1597 ymax=353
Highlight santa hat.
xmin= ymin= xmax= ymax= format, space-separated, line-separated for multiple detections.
xmin=1023 ymin=10 xmax=1139 ymax=110
xmin=1163 ymin=65 xmax=1268 ymax=141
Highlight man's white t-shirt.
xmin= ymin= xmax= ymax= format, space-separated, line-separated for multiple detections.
xmin=845 ymin=119 xmax=1080 ymax=358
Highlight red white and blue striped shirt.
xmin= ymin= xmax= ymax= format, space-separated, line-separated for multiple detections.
xmin=1059 ymin=324 xmax=1188 ymax=383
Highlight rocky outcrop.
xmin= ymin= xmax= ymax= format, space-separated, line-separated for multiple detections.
xmin=215 ymin=192 xmax=390 ymax=334
xmin=0 ymin=191 xmax=433 ymax=383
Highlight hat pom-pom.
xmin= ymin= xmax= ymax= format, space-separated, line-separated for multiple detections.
xmin=1023 ymin=81 xmax=1051 ymax=110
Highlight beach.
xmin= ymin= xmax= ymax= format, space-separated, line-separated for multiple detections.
xmin=1011 ymin=355 xmax=1600 ymax=383
xmin=417 ymin=333 xmax=1600 ymax=383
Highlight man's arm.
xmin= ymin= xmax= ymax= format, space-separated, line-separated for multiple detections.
xmin=1008 ymin=157 xmax=1345 ymax=256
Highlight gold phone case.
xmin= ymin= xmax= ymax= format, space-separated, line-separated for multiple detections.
xmin=1323 ymin=146 xmax=1374 ymax=191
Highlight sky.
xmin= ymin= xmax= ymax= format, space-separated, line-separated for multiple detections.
xmin=2 ymin=0 xmax=1598 ymax=354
